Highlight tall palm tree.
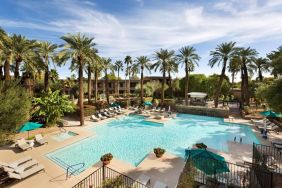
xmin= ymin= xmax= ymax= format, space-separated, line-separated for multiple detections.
xmin=267 ymin=46 xmax=282 ymax=78
xmin=152 ymin=49 xmax=175 ymax=105
xmin=253 ymin=57 xmax=270 ymax=82
xmin=234 ymin=47 xmax=257 ymax=106
xmin=166 ymin=59 xmax=178 ymax=97
xmin=101 ymin=58 xmax=113 ymax=104
xmin=93 ymin=56 xmax=102 ymax=103
xmin=10 ymin=35 xmax=38 ymax=79
xmin=0 ymin=28 xmax=6 ymax=80
xmin=58 ymin=33 xmax=95 ymax=126
xmin=209 ymin=42 xmax=237 ymax=108
xmin=86 ymin=48 xmax=99 ymax=104
xmin=114 ymin=60 xmax=123 ymax=97
xmin=134 ymin=56 xmax=151 ymax=103
xmin=228 ymin=57 xmax=241 ymax=90
xmin=36 ymin=41 xmax=58 ymax=91
xmin=124 ymin=55 xmax=132 ymax=96
xmin=0 ymin=33 xmax=15 ymax=81
xmin=178 ymin=46 xmax=200 ymax=105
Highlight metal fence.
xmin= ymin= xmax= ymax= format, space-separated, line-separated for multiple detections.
xmin=72 ymin=166 xmax=149 ymax=188
xmin=186 ymin=156 xmax=273 ymax=188
xmin=253 ymin=143 xmax=282 ymax=174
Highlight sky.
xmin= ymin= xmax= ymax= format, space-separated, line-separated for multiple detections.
xmin=1 ymin=0 xmax=282 ymax=80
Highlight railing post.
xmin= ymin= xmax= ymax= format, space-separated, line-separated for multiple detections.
xmin=102 ymin=164 xmax=105 ymax=182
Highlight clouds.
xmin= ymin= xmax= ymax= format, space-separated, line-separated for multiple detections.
xmin=1 ymin=0 xmax=282 ymax=78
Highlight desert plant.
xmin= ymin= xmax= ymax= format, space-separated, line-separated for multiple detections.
xmin=243 ymin=106 xmax=251 ymax=115
xmin=102 ymin=176 xmax=124 ymax=188
xmin=195 ymin=143 xmax=207 ymax=149
xmin=154 ymin=147 xmax=166 ymax=158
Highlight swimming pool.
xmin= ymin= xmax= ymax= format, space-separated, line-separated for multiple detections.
xmin=46 ymin=114 xmax=259 ymax=173
xmin=51 ymin=131 xmax=78 ymax=141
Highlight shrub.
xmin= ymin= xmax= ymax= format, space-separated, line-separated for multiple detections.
xmin=84 ymin=105 xmax=96 ymax=117
xmin=195 ymin=143 xmax=207 ymax=149
xmin=33 ymin=90 xmax=75 ymax=125
xmin=119 ymin=100 xmax=130 ymax=108
xmin=163 ymin=99 xmax=176 ymax=109
xmin=243 ymin=106 xmax=250 ymax=115
xmin=177 ymin=160 xmax=196 ymax=188
xmin=0 ymin=81 xmax=32 ymax=144
xmin=102 ymin=176 xmax=124 ymax=188
xmin=154 ymin=147 xmax=166 ymax=157
xmin=94 ymin=100 xmax=108 ymax=110
xmin=100 ymin=153 xmax=113 ymax=162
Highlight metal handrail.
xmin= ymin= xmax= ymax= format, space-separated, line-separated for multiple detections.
xmin=66 ymin=162 xmax=85 ymax=179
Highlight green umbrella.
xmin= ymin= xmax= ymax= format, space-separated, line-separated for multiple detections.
xmin=260 ymin=110 xmax=282 ymax=118
xmin=18 ymin=122 xmax=43 ymax=138
xmin=185 ymin=149 xmax=229 ymax=175
xmin=144 ymin=101 xmax=152 ymax=106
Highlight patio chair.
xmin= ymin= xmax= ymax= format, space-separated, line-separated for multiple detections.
xmin=153 ymin=181 xmax=168 ymax=188
xmin=105 ymin=109 xmax=116 ymax=116
xmin=35 ymin=134 xmax=48 ymax=145
xmin=136 ymin=174 xmax=150 ymax=185
xmin=102 ymin=111 xmax=113 ymax=118
xmin=0 ymin=156 xmax=32 ymax=172
xmin=97 ymin=113 xmax=107 ymax=120
xmin=16 ymin=138 xmax=32 ymax=151
xmin=90 ymin=115 xmax=100 ymax=122
xmin=257 ymin=124 xmax=277 ymax=130
xmin=14 ymin=159 xmax=39 ymax=174
xmin=160 ymin=108 xmax=166 ymax=113
xmin=8 ymin=164 xmax=44 ymax=180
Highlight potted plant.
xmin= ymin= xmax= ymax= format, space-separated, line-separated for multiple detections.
xmin=100 ymin=153 xmax=113 ymax=165
xmin=154 ymin=147 xmax=165 ymax=158
xmin=195 ymin=143 xmax=207 ymax=149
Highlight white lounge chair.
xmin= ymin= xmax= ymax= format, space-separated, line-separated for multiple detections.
xmin=136 ymin=174 xmax=150 ymax=185
xmin=160 ymin=108 xmax=166 ymax=113
xmin=35 ymin=134 xmax=48 ymax=145
xmin=14 ymin=160 xmax=38 ymax=174
xmin=0 ymin=156 xmax=32 ymax=172
xmin=90 ymin=115 xmax=100 ymax=122
xmin=97 ymin=113 xmax=107 ymax=120
xmin=16 ymin=138 xmax=32 ymax=151
xmin=8 ymin=164 xmax=44 ymax=180
xmin=153 ymin=181 xmax=168 ymax=188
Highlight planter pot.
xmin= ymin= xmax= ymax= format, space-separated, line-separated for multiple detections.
xmin=155 ymin=154 xmax=164 ymax=158
xmin=102 ymin=160 xmax=111 ymax=166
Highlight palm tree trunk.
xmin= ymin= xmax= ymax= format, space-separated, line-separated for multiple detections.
xmin=78 ymin=59 xmax=84 ymax=126
xmin=0 ymin=66 xmax=4 ymax=80
xmin=117 ymin=70 xmax=120 ymax=97
xmin=214 ymin=59 xmax=227 ymax=108
xmin=94 ymin=68 xmax=98 ymax=103
xmin=161 ymin=66 xmax=166 ymax=106
xmin=140 ymin=66 xmax=144 ymax=103
xmin=240 ymin=68 xmax=245 ymax=108
xmin=14 ymin=60 xmax=20 ymax=79
xmin=4 ymin=60 xmax=11 ymax=81
xmin=87 ymin=66 xmax=92 ymax=104
xmin=243 ymin=63 xmax=250 ymax=106
xmin=185 ymin=62 xmax=189 ymax=105
xmin=169 ymin=71 xmax=173 ymax=97
xmin=128 ymin=73 xmax=131 ymax=96
xmin=44 ymin=65 xmax=49 ymax=91
xmin=125 ymin=64 xmax=128 ymax=96
xmin=258 ymin=68 xmax=263 ymax=82
xmin=105 ymin=70 xmax=109 ymax=104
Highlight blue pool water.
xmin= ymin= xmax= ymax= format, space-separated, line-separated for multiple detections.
xmin=51 ymin=131 xmax=78 ymax=141
xmin=46 ymin=114 xmax=260 ymax=173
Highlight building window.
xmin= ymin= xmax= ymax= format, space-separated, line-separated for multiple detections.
xmin=108 ymin=83 xmax=112 ymax=88
xmin=120 ymin=83 xmax=124 ymax=87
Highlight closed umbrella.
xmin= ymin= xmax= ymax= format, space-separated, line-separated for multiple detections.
xmin=185 ymin=149 xmax=229 ymax=175
xmin=18 ymin=122 xmax=43 ymax=138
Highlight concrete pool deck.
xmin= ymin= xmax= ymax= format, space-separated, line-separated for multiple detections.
xmin=0 ymin=112 xmax=281 ymax=188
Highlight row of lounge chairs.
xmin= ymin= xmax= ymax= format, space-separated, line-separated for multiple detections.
xmin=90 ymin=107 xmax=125 ymax=122
xmin=16 ymin=134 xmax=48 ymax=151
xmin=136 ymin=174 xmax=168 ymax=188
xmin=0 ymin=156 xmax=45 ymax=183
xmin=251 ymin=119 xmax=280 ymax=132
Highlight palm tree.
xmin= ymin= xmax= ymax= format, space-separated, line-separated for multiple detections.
xmin=166 ymin=59 xmax=178 ymax=97
xmin=234 ymin=47 xmax=257 ymax=106
xmin=114 ymin=60 xmax=123 ymax=97
xmin=59 ymin=33 xmax=95 ymax=126
xmin=228 ymin=57 xmax=240 ymax=90
xmin=0 ymin=33 xmax=15 ymax=81
xmin=178 ymin=46 xmax=200 ymax=105
xmin=253 ymin=57 xmax=270 ymax=82
xmin=101 ymin=58 xmax=113 ymax=104
xmin=152 ymin=49 xmax=175 ymax=105
xmin=124 ymin=56 xmax=132 ymax=96
xmin=36 ymin=41 xmax=58 ymax=91
xmin=267 ymin=46 xmax=282 ymax=78
xmin=134 ymin=56 xmax=151 ymax=103
xmin=0 ymin=28 xmax=6 ymax=80
xmin=209 ymin=42 xmax=237 ymax=108
xmin=86 ymin=48 xmax=99 ymax=104
xmin=93 ymin=56 xmax=102 ymax=103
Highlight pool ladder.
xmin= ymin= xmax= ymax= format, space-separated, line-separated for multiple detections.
xmin=66 ymin=162 xmax=85 ymax=179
